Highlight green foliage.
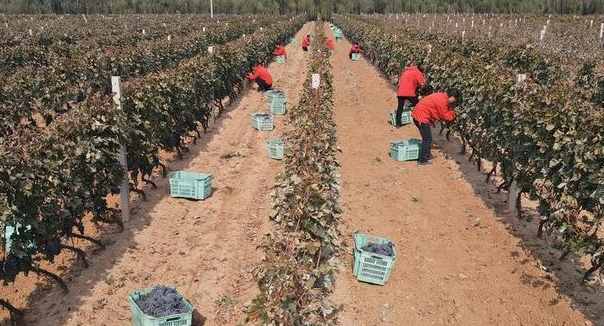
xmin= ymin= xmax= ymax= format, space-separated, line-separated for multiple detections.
xmin=247 ymin=22 xmax=343 ymax=325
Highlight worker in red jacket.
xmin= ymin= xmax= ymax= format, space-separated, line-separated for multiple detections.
xmin=411 ymin=89 xmax=460 ymax=165
xmin=349 ymin=42 xmax=362 ymax=59
xmin=246 ymin=63 xmax=273 ymax=92
xmin=273 ymin=44 xmax=287 ymax=58
xmin=395 ymin=64 xmax=425 ymax=127
xmin=325 ymin=37 xmax=335 ymax=51
xmin=302 ymin=35 xmax=311 ymax=51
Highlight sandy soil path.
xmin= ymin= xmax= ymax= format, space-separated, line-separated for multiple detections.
xmin=327 ymin=26 xmax=595 ymax=326
xmin=1 ymin=22 xmax=314 ymax=326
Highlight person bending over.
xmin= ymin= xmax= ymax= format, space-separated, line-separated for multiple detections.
xmin=411 ymin=89 xmax=460 ymax=165
xmin=395 ymin=64 xmax=425 ymax=127
xmin=325 ymin=37 xmax=335 ymax=51
xmin=273 ymin=43 xmax=287 ymax=59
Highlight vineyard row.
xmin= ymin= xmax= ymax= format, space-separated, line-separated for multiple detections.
xmin=0 ymin=16 xmax=304 ymax=319
xmin=334 ymin=14 xmax=604 ymax=280
xmin=247 ymin=21 xmax=343 ymax=325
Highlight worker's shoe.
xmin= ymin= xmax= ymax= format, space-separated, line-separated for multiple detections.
xmin=427 ymin=154 xmax=435 ymax=161
xmin=418 ymin=161 xmax=431 ymax=166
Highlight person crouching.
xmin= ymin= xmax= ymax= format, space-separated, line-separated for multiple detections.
xmin=349 ymin=42 xmax=362 ymax=59
xmin=246 ymin=63 xmax=273 ymax=92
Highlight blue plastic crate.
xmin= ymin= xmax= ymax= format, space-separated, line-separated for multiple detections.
xmin=389 ymin=109 xmax=412 ymax=126
xmin=129 ymin=286 xmax=193 ymax=326
xmin=252 ymin=113 xmax=274 ymax=131
xmin=390 ymin=139 xmax=421 ymax=161
xmin=269 ymin=101 xmax=286 ymax=115
xmin=169 ymin=171 xmax=212 ymax=200
xmin=276 ymin=55 xmax=286 ymax=64
xmin=351 ymin=53 xmax=361 ymax=61
xmin=353 ymin=233 xmax=396 ymax=286
xmin=267 ymin=138 xmax=284 ymax=160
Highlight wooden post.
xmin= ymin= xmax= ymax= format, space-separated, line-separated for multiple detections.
xmin=111 ymin=76 xmax=131 ymax=223
xmin=507 ymin=73 xmax=526 ymax=213
xmin=600 ymin=23 xmax=604 ymax=44
xmin=210 ymin=0 xmax=214 ymax=18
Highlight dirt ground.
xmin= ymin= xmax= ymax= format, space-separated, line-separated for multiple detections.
xmin=3 ymin=22 xmax=603 ymax=326
xmin=326 ymin=26 xmax=602 ymax=326
xmin=0 ymin=22 xmax=314 ymax=326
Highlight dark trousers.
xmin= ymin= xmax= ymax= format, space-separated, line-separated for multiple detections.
xmin=413 ymin=119 xmax=432 ymax=163
xmin=302 ymin=46 xmax=309 ymax=51
xmin=396 ymin=96 xmax=419 ymax=126
xmin=255 ymin=78 xmax=272 ymax=91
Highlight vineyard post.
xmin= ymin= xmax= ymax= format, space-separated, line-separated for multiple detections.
xmin=312 ymin=74 xmax=320 ymax=89
xmin=208 ymin=46 xmax=217 ymax=119
xmin=507 ymin=73 xmax=526 ymax=213
xmin=111 ymin=76 xmax=131 ymax=223
xmin=600 ymin=23 xmax=603 ymax=44
xmin=210 ymin=0 xmax=214 ymax=18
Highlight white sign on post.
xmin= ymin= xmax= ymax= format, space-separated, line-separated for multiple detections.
xmin=311 ymin=74 xmax=320 ymax=89
xmin=203 ymin=27 xmax=206 ymax=32
xmin=208 ymin=46 xmax=214 ymax=54
xmin=111 ymin=76 xmax=131 ymax=223
xmin=28 ymin=29 xmax=32 ymax=36
xmin=590 ymin=19 xmax=594 ymax=28
xmin=516 ymin=74 xmax=527 ymax=85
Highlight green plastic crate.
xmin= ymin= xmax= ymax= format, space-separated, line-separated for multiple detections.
xmin=169 ymin=171 xmax=212 ymax=200
xmin=252 ymin=113 xmax=274 ymax=131
xmin=390 ymin=139 xmax=421 ymax=161
xmin=266 ymin=90 xmax=286 ymax=104
xmin=351 ymin=53 xmax=361 ymax=61
xmin=353 ymin=233 xmax=396 ymax=286
xmin=389 ymin=109 xmax=412 ymax=126
xmin=268 ymin=138 xmax=284 ymax=160
xmin=4 ymin=223 xmax=35 ymax=252
xmin=269 ymin=101 xmax=286 ymax=115
xmin=129 ymin=286 xmax=193 ymax=326
xmin=276 ymin=55 xmax=286 ymax=64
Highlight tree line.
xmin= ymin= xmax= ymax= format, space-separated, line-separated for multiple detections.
xmin=0 ymin=0 xmax=603 ymax=19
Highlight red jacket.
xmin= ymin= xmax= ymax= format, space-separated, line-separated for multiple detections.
xmin=326 ymin=39 xmax=335 ymax=50
xmin=349 ymin=44 xmax=362 ymax=55
xmin=246 ymin=65 xmax=273 ymax=85
xmin=273 ymin=45 xmax=287 ymax=58
xmin=302 ymin=36 xmax=311 ymax=47
xmin=411 ymin=92 xmax=455 ymax=124
xmin=397 ymin=65 xmax=425 ymax=97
